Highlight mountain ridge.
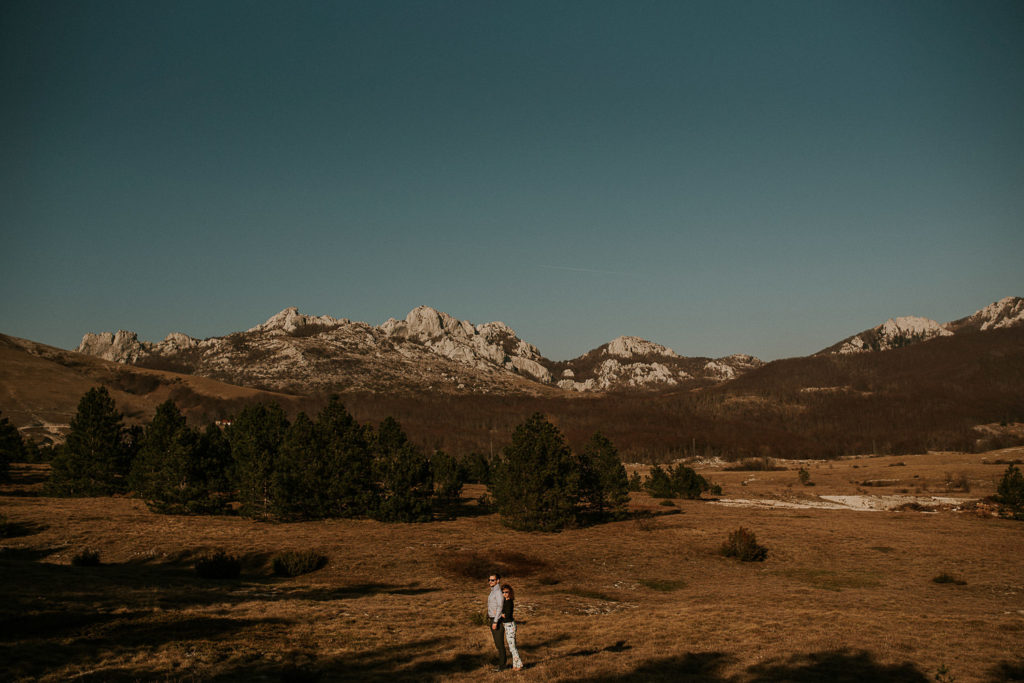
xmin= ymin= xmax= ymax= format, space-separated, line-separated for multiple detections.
xmin=73 ymin=296 xmax=1022 ymax=396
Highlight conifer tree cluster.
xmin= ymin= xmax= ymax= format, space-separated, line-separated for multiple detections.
xmin=643 ymin=462 xmax=718 ymax=499
xmin=489 ymin=413 xmax=631 ymax=531
xmin=0 ymin=410 xmax=26 ymax=482
xmin=45 ymin=388 xmax=465 ymax=522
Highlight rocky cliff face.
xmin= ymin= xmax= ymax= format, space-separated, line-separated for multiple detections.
xmin=552 ymin=336 xmax=763 ymax=392
xmin=380 ymin=306 xmax=552 ymax=384
xmin=75 ymin=307 xmax=553 ymax=396
xmin=75 ymin=306 xmax=763 ymax=395
xmin=819 ymin=297 xmax=1024 ymax=355
xmin=946 ymin=296 xmax=1024 ymax=333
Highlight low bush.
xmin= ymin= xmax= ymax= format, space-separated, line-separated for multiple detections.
xmin=72 ymin=548 xmax=101 ymax=567
xmin=720 ymin=527 xmax=768 ymax=562
xmin=194 ymin=549 xmax=241 ymax=579
xmin=797 ymin=468 xmax=812 ymax=486
xmin=272 ymin=550 xmax=328 ymax=577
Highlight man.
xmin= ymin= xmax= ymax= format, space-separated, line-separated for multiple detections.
xmin=486 ymin=571 xmax=507 ymax=670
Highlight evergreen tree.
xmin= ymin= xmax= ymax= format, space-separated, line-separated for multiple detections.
xmin=374 ymin=417 xmax=433 ymax=522
xmin=464 ymin=451 xmax=492 ymax=485
xmin=270 ymin=412 xmax=320 ymax=519
xmin=627 ymin=470 xmax=644 ymax=492
xmin=996 ymin=464 xmax=1024 ymax=509
xmin=195 ymin=422 xmax=232 ymax=505
xmin=669 ymin=463 xmax=712 ymax=499
xmin=644 ymin=464 xmax=674 ymax=498
xmin=129 ymin=400 xmax=203 ymax=513
xmin=0 ymin=411 xmax=24 ymax=481
xmin=315 ymin=397 xmax=377 ymax=517
xmin=431 ymin=449 xmax=466 ymax=513
xmin=580 ymin=432 xmax=630 ymax=518
xmin=229 ymin=403 xmax=289 ymax=518
xmin=48 ymin=387 xmax=131 ymax=496
xmin=490 ymin=413 xmax=580 ymax=532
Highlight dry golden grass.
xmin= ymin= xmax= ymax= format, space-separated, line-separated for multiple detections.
xmin=2 ymin=451 xmax=1023 ymax=682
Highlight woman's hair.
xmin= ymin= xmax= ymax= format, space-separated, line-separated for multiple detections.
xmin=501 ymin=583 xmax=515 ymax=600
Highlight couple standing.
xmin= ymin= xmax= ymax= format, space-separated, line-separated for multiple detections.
xmin=487 ymin=572 xmax=523 ymax=672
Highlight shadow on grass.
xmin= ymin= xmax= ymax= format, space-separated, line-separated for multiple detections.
xmin=571 ymin=648 xmax=929 ymax=682
xmin=67 ymin=637 xmax=490 ymax=682
xmin=579 ymin=651 xmax=734 ymax=682
xmin=568 ymin=640 xmax=633 ymax=657
xmin=991 ymin=659 xmax=1024 ymax=681
xmin=745 ymin=649 xmax=929 ymax=682
xmin=0 ymin=519 xmax=48 ymax=537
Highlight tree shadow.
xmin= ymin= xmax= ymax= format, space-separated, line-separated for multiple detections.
xmin=991 ymin=659 xmax=1024 ymax=682
xmin=90 ymin=637 xmax=490 ymax=682
xmin=0 ymin=519 xmax=48 ymax=537
xmin=568 ymin=640 xmax=633 ymax=657
xmin=745 ymin=649 xmax=929 ymax=682
xmin=576 ymin=651 xmax=734 ymax=682
xmin=573 ymin=649 xmax=931 ymax=682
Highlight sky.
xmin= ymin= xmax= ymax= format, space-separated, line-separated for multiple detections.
xmin=2 ymin=1 xmax=1022 ymax=362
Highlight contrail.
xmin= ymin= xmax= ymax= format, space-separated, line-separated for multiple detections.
xmin=538 ymin=264 xmax=633 ymax=276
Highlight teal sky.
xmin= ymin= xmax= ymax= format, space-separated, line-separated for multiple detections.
xmin=2 ymin=1 xmax=1022 ymax=361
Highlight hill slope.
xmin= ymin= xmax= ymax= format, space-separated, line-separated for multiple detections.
xmin=0 ymin=334 xmax=304 ymax=443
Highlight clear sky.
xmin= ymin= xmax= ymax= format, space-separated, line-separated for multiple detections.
xmin=2 ymin=1 xmax=1022 ymax=362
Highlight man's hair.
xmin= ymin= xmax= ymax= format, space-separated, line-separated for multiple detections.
xmin=490 ymin=571 xmax=501 ymax=579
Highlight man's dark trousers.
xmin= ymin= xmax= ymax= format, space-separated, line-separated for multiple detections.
xmin=490 ymin=622 xmax=507 ymax=668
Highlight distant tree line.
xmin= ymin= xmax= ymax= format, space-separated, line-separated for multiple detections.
xmin=39 ymin=387 xmax=637 ymax=530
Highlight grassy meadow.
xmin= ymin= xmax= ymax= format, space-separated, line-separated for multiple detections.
xmin=2 ymin=450 xmax=1023 ymax=682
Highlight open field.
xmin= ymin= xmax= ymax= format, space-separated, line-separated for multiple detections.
xmin=3 ymin=450 xmax=1023 ymax=681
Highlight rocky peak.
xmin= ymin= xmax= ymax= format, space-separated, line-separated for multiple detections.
xmin=77 ymin=330 xmax=149 ymax=363
xmin=381 ymin=306 xmax=551 ymax=383
xmin=605 ymin=336 xmax=679 ymax=359
xmin=248 ymin=307 xmax=346 ymax=336
xmin=823 ymin=315 xmax=953 ymax=355
xmin=947 ymin=296 xmax=1024 ymax=333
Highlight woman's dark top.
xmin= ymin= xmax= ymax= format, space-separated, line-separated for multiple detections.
xmin=501 ymin=598 xmax=514 ymax=622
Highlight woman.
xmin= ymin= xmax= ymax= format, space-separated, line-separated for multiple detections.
xmin=500 ymin=583 xmax=523 ymax=671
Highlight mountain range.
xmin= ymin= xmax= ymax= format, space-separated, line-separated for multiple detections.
xmin=75 ymin=297 xmax=1023 ymax=396
xmin=3 ymin=296 xmax=1022 ymax=457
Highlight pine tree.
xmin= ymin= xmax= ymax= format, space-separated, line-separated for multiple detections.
xmin=194 ymin=422 xmax=232 ymax=508
xmin=270 ymin=412 xmax=319 ymax=519
xmin=669 ymin=463 xmax=711 ymax=499
xmin=315 ymin=397 xmax=377 ymax=517
xmin=580 ymin=432 xmax=630 ymax=518
xmin=229 ymin=403 xmax=289 ymax=519
xmin=644 ymin=464 xmax=674 ymax=499
xmin=490 ymin=413 xmax=580 ymax=532
xmin=0 ymin=411 xmax=24 ymax=481
xmin=129 ymin=400 xmax=202 ymax=513
xmin=374 ymin=417 xmax=433 ymax=522
xmin=48 ymin=387 xmax=131 ymax=496
xmin=431 ymin=449 xmax=466 ymax=513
